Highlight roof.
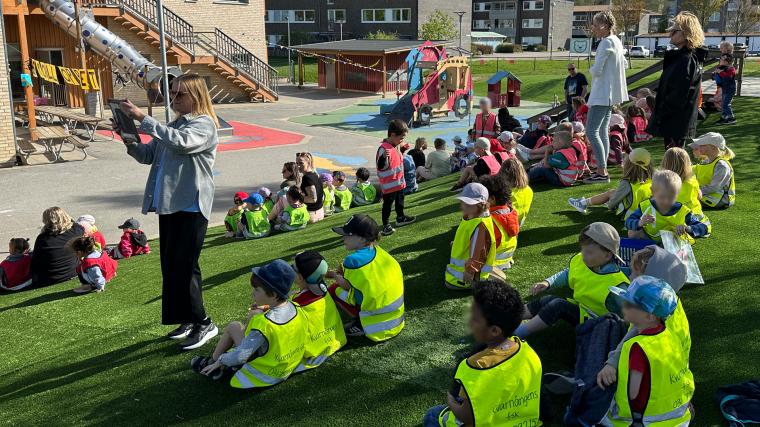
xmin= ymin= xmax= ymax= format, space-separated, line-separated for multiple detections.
xmin=290 ymin=39 xmax=450 ymax=54
xmin=487 ymin=71 xmax=522 ymax=84
xmin=471 ymin=31 xmax=508 ymax=39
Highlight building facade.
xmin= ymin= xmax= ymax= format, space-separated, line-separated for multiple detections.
xmin=471 ymin=0 xmax=573 ymax=49
xmin=0 ymin=9 xmax=16 ymax=167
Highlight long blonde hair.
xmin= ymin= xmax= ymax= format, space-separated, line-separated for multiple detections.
xmin=499 ymin=157 xmax=529 ymax=189
xmin=175 ymin=74 xmax=219 ymax=128
xmin=673 ymin=12 xmax=704 ymax=50
xmin=593 ymin=10 xmax=617 ymax=35
xmin=42 ymin=207 xmax=73 ymax=235
xmin=661 ymin=147 xmax=693 ymax=182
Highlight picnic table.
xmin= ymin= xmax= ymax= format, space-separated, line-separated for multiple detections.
xmin=14 ymin=126 xmax=89 ymax=163
xmin=34 ymin=106 xmax=107 ymax=142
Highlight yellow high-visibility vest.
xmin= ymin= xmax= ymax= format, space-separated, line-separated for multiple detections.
xmin=284 ymin=204 xmax=309 ymax=229
xmin=230 ymin=308 xmax=306 ymax=389
xmin=568 ymin=253 xmax=629 ymax=323
xmin=291 ymin=293 xmax=347 ymax=372
xmin=694 ymin=157 xmax=735 ymax=208
xmin=323 ymin=187 xmax=335 ymax=213
xmin=616 ymin=179 xmax=652 ymax=220
xmin=244 ymin=209 xmax=270 ymax=238
xmin=343 ymin=246 xmax=405 ymax=342
xmin=334 ymin=186 xmax=353 ymax=212
xmin=439 ymin=338 xmax=543 ymax=427
xmin=638 ymin=199 xmax=695 ymax=245
xmin=225 ymin=209 xmax=244 ymax=232
xmin=678 ymin=175 xmax=711 ymax=235
xmin=512 ymin=185 xmax=534 ymax=227
xmin=667 ymin=298 xmax=691 ymax=361
xmin=445 ymin=215 xmax=497 ymax=290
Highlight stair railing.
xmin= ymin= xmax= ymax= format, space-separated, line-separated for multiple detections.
xmin=211 ymin=28 xmax=278 ymax=97
xmin=109 ymin=0 xmax=195 ymax=55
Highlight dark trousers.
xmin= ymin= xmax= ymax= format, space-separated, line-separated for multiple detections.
xmin=664 ymin=137 xmax=685 ymax=149
xmin=159 ymin=212 xmax=208 ymax=325
xmin=527 ymin=295 xmax=581 ymax=327
xmin=381 ymin=190 xmax=406 ymax=226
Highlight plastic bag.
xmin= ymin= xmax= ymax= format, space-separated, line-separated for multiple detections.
xmin=660 ymin=231 xmax=704 ymax=284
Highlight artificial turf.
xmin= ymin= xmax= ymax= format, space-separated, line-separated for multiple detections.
xmin=1 ymin=98 xmax=759 ymax=426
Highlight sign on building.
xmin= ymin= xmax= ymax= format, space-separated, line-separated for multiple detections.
xmin=570 ymin=38 xmax=591 ymax=54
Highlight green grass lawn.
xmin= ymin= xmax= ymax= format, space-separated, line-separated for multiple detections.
xmin=2 ymin=98 xmax=759 ymax=425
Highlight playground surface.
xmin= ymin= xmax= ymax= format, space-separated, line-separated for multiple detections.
xmin=1 ymin=97 xmax=758 ymax=426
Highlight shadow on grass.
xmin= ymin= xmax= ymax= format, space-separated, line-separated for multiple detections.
xmin=0 ymin=288 xmax=78 ymax=313
xmin=518 ymin=224 xmax=581 ymax=248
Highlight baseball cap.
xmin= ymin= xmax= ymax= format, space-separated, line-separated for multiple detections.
xmin=333 ymin=171 xmax=346 ymax=180
xmin=456 ymin=183 xmax=489 ymax=205
xmin=628 ymin=147 xmax=651 ymax=168
xmin=453 ymin=135 xmax=463 ymax=143
xmin=689 ymin=132 xmax=726 ymax=151
xmin=641 ymin=245 xmax=687 ymax=293
xmin=244 ymin=193 xmax=264 ymax=206
xmin=538 ymin=115 xmax=552 ymax=124
xmin=609 ymin=275 xmax=678 ymax=318
xmin=332 ymin=214 xmax=379 ymax=241
xmin=474 ymin=137 xmax=491 ymax=151
xmin=293 ymin=250 xmax=329 ymax=295
xmin=234 ymin=191 xmax=250 ymax=201
xmin=571 ymin=121 xmax=585 ymax=134
xmin=257 ymin=187 xmax=271 ymax=198
xmin=76 ymin=215 xmax=95 ymax=226
xmin=251 ymin=259 xmax=295 ymax=299
xmin=497 ymin=131 xmax=514 ymax=142
xmin=118 ymin=218 xmax=140 ymax=229
xmin=583 ymin=222 xmax=623 ymax=263
xmin=609 ymin=114 xmax=625 ymax=129
xmin=319 ymin=172 xmax=334 ymax=184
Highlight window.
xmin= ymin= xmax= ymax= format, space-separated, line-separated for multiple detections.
xmin=492 ymin=1 xmax=516 ymax=11
xmin=522 ymin=18 xmax=543 ymax=28
xmin=473 ymin=19 xmax=490 ymax=29
xmin=523 ymin=1 xmax=544 ymax=10
xmin=361 ymin=8 xmax=411 ymax=23
xmin=328 ymin=9 xmax=346 ymax=23
xmin=521 ymin=36 xmax=542 ymax=45
xmin=474 ymin=2 xmax=490 ymax=12
xmin=265 ymin=10 xmax=315 ymax=23
xmin=327 ymin=0 xmax=334 ymax=4
xmin=496 ymin=19 xmax=514 ymax=28
xmin=708 ymin=12 xmax=720 ymax=22
xmin=267 ymin=35 xmax=284 ymax=46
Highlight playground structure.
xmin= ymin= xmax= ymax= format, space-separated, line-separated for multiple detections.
xmin=382 ymin=41 xmax=473 ymax=127
xmin=487 ymin=71 xmax=522 ymax=108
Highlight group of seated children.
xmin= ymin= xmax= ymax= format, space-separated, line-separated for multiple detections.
xmin=190 ymin=214 xmax=405 ymax=387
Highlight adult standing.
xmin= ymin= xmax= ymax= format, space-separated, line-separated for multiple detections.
xmin=473 ymin=97 xmax=500 ymax=139
xmin=647 ymin=12 xmax=706 ymax=149
xmin=30 ymin=207 xmax=85 ymax=287
xmin=497 ymin=107 xmax=522 ymax=133
xmin=119 ymin=74 xmax=219 ymax=351
xmin=296 ymin=152 xmax=325 ymax=223
xmin=407 ymin=137 xmax=427 ymax=169
xmin=564 ymin=63 xmax=588 ymax=121
xmin=585 ymin=11 xmax=628 ymax=184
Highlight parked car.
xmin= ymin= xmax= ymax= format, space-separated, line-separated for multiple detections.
xmin=629 ymin=45 xmax=650 ymax=58
xmin=653 ymin=45 xmax=668 ymax=57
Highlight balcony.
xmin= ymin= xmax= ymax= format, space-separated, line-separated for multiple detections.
xmin=490 ymin=10 xmax=516 ymax=20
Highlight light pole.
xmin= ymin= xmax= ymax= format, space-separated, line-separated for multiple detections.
xmin=455 ymin=11 xmax=466 ymax=49
xmin=549 ymin=1 xmax=556 ymax=60
xmin=286 ymin=16 xmax=293 ymax=83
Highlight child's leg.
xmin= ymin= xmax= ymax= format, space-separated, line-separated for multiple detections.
xmin=588 ymin=189 xmax=615 ymax=206
xmin=627 ymin=229 xmax=648 ymax=239
xmin=328 ymin=284 xmax=360 ymax=318
xmin=381 ymin=193 xmax=394 ymax=226
xmin=423 ymin=405 xmax=449 ymax=427
xmin=514 ymin=296 xmax=580 ymax=338
xmin=722 ymin=90 xmax=735 ymax=119
xmin=267 ymin=196 xmax=286 ymax=222
xmin=394 ymin=190 xmax=406 ymax=219
xmin=211 ymin=321 xmax=245 ymax=361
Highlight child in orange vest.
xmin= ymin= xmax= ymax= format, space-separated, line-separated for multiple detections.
xmin=70 ymin=236 xmax=118 ymax=294
xmin=0 ymin=238 xmax=33 ymax=291
xmin=376 ymin=119 xmax=416 ymax=236
xmin=527 ymin=131 xmax=580 ymax=187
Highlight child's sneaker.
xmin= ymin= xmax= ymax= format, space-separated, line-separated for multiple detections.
xmin=167 ymin=323 xmax=195 ymax=340
xmin=190 ymin=355 xmax=225 ymax=380
xmin=343 ymin=320 xmax=365 ymax=337
xmin=582 ymin=173 xmax=610 ymax=184
xmin=224 ymin=231 xmax=234 ymax=238
xmin=395 ymin=216 xmax=416 ymax=227
xmin=381 ymin=224 xmax=395 ymax=236
xmin=568 ymin=197 xmax=589 ymax=214
xmin=724 ymin=117 xmax=736 ymax=125
xmin=73 ymin=284 xmax=96 ymax=294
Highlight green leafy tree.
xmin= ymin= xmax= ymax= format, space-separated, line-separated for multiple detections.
xmin=681 ymin=0 xmax=728 ymax=27
xmin=612 ymin=0 xmax=646 ymax=44
xmin=365 ymin=30 xmax=400 ymax=40
xmin=419 ymin=10 xmax=458 ymax=41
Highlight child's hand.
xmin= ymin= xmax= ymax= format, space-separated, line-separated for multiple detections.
xmin=675 ymin=225 xmax=687 ymax=236
xmin=597 ymin=364 xmax=617 ymax=389
xmin=201 ymin=359 xmax=222 ymax=375
xmin=325 ymin=270 xmax=337 ymax=279
xmin=638 ymin=214 xmax=655 ymax=227
xmin=531 ymin=281 xmax=550 ymax=296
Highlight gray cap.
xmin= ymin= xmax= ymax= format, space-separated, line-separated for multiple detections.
xmin=642 ymin=245 xmax=687 ymax=293
xmin=583 ymin=222 xmax=623 ymax=263
xmin=474 ymin=137 xmax=491 ymax=151
xmin=456 ymin=183 xmax=489 ymax=205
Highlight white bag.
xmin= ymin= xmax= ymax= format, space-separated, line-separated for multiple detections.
xmin=660 ymin=231 xmax=704 ymax=284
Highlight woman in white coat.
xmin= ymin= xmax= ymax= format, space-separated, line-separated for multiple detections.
xmin=585 ymin=11 xmax=628 ymax=183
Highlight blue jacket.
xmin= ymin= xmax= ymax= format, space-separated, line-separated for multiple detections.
xmin=625 ymin=198 xmax=709 ymax=238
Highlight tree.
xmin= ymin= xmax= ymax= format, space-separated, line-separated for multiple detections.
xmin=681 ymin=0 xmax=728 ymax=27
xmin=612 ymin=0 xmax=646 ymax=45
xmin=365 ymin=30 xmax=399 ymax=40
xmin=419 ymin=10 xmax=458 ymax=41
xmin=729 ymin=0 xmax=760 ymax=41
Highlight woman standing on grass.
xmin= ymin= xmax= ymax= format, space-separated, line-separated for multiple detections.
xmin=118 ymin=74 xmax=219 ymax=351
xmin=647 ymin=12 xmax=706 ymax=149
xmin=296 ymin=152 xmax=326 ymax=223
xmin=585 ymin=10 xmax=628 ymax=184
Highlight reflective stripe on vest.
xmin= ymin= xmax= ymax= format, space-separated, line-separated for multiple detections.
xmin=474 ymin=112 xmax=497 ymax=137
xmin=694 ymin=157 xmax=735 ymax=207
xmin=445 ymin=216 xmax=497 ymax=289
xmin=639 ymin=199 xmax=694 ymax=245
xmin=616 ymin=180 xmax=653 ymax=220
xmin=376 ymin=142 xmax=406 ymax=194
xmin=293 ymin=354 xmax=330 ymax=374
xmin=343 ymin=246 xmax=405 ymax=342
xmin=554 ymin=147 xmax=581 ymax=186
xmin=567 ymin=253 xmax=629 ymax=323
xmin=244 ymin=209 xmax=271 ymax=237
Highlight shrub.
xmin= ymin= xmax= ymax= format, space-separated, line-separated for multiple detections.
xmin=471 ymin=43 xmax=494 ymax=55
xmin=536 ymin=44 xmax=547 ymax=52
xmin=365 ymin=30 xmax=399 ymax=40
xmin=495 ymin=43 xmax=522 ymax=53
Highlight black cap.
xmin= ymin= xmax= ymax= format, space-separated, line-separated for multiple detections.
xmin=118 ymin=218 xmax=140 ymax=229
xmin=331 ymin=214 xmax=379 ymax=241
xmin=294 ymin=250 xmax=329 ymax=295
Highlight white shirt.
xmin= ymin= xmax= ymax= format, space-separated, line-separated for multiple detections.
xmin=588 ymin=35 xmax=629 ymax=106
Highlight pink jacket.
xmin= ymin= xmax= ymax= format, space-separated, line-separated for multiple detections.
xmin=117 ymin=230 xmax=150 ymax=258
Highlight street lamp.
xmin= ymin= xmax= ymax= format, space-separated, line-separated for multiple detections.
xmin=549 ymin=1 xmax=556 ymax=60
xmin=286 ymin=16 xmax=292 ymax=83
xmin=454 ymin=11 xmax=466 ymax=49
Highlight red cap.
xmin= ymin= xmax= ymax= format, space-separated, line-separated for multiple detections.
xmin=234 ymin=191 xmax=249 ymax=201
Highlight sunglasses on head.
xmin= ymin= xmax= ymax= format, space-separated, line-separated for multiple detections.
xmin=670 ymin=28 xmax=681 ymax=35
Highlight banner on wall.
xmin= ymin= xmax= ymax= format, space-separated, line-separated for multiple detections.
xmin=30 ymin=59 xmax=101 ymax=91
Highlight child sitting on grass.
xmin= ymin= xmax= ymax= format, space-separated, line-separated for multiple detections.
xmin=601 ymin=276 xmax=694 ymax=426
xmin=662 ymin=148 xmax=709 ymax=227
xmin=291 ymin=250 xmax=347 ymax=372
xmin=569 ymin=148 xmax=653 ymax=219
xmin=320 ymin=172 xmax=336 ymax=216
xmin=451 ymin=135 xmax=467 ymax=172
xmin=0 ymin=238 xmax=32 ymax=291
xmin=626 ymin=170 xmax=709 ymax=244
xmin=191 ymin=260 xmax=306 ymax=388
xmin=351 ymin=167 xmax=377 ymax=206
xmin=76 ymin=215 xmax=106 ymax=249
xmin=258 ymin=187 xmax=274 ymax=215
xmin=516 ymin=122 xmax=574 ymax=163
xmin=70 ymin=236 xmax=118 ymax=294
xmin=690 ymin=132 xmax=736 ymax=208
xmin=608 ymin=113 xmax=629 ymax=166
xmin=424 ymin=279 xmax=542 ymax=427
xmin=515 ymin=222 xmax=629 ymax=338
xmin=400 ymin=144 xmax=419 ymax=195
xmin=500 ymin=158 xmax=533 ymax=227
xmin=239 ymin=193 xmax=270 ymax=239
xmin=272 ymin=186 xmax=309 ymax=232
xmin=327 ymin=214 xmax=405 ymax=341
xmin=626 ymin=105 xmax=651 ymax=143
xmin=332 ymin=171 xmax=353 ymax=212
xmin=480 ymin=174 xmax=519 ymax=271
xmin=111 ymin=218 xmax=150 ymax=259
xmin=445 ymin=183 xmax=498 ymax=290
xmin=224 ymin=192 xmax=248 ymax=237
xmin=527 ymin=131 xmax=581 ymax=187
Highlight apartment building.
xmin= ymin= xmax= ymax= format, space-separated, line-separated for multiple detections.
xmin=472 ymin=0 xmax=573 ymax=48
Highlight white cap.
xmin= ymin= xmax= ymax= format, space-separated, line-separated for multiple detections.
xmin=456 ymin=183 xmax=489 ymax=205
xmin=689 ymin=132 xmax=726 ymax=150
xmin=609 ymin=114 xmax=626 ymax=129
xmin=497 ymin=131 xmax=514 ymax=142
xmin=474 ymin=137 xmax=491 ymax=151
xmin=76 ymin=215 xmax=95 ymax=226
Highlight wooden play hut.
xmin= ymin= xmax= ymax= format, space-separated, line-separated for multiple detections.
xmin=487 ymin=71 xmax=521 ymax=108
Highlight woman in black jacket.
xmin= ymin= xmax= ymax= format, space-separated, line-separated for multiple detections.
xmin=30 ymin=207 xmax=84 ymax=287
xmin=498 ymin=107 xmax=522 ymax=133
xmin=647 ymin=12 xmax=707 ymax=149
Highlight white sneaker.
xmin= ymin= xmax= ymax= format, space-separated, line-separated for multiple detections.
xmin=568 ymin=197 xmax=589 ymax=214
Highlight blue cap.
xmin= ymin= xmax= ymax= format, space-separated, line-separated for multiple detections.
xmin=609 ymin=275 xmax=678 ymax=318
xmin=244 ymin=193 xmax=264 ymax=206
xmin=251 ymin=259 xmax=295 ymax=299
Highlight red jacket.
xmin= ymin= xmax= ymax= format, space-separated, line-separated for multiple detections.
xmin=0 ymin=254 xmax=32 ymax=289
xmin=117 ymin=230 xmax=151 ymax=258
xmin=488 ymin=205 xmax=519 ymax=248
xmin=92 ymin=230 xmax=106 ymax=249
xmin=77 ymin=251 xmax=118 ymax=282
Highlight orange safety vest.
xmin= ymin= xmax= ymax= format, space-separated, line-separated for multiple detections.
xmin=376 ymin=141 xmax=406 ymax=194
xmin=479 ymin=154 xmax=502 ymax=176
xmin=474 ymin=112 xmax=497 ymax=137
xmin=553 ymin=147 xmax=581 ymax=186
